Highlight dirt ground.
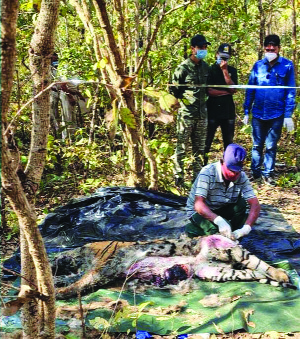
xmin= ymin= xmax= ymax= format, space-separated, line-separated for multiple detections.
xmin=250 ymin=182 xmax=300 ymax=233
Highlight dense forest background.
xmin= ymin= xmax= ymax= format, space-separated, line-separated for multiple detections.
xmin=1 ymin=0 xmax=299 ymax=336
xmin=3 ymin=0 xmax=300 ymax=238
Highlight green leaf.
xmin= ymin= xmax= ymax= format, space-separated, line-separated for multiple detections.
xmin=85 ymin=88 xmax=92 ymax=98
xmin=65 ymin=334 xmax=80 ymax=339
xmin=144 ymin=87 xmax=161 ymax=98
xmin=99 ymin=58 xmax=108 ymax=68
xmin=92 ymin=62 xmax=99 ymax=70
xmin=20 ymin=156 xmax=28 ymax=164
xmin=143 ymin=100 xmax=156 ymax=114
xmin=137 ymin=301 xmax=153 ymax=312
xmin=75 ymin=138 xmax=88 ymax=146
xmin=241 ymin=124 xmax=252 ymax=134
xmin=159 ymin=92 xmax=178 ymax=112
xmin=120 ymin=108 xmax=136 ymax=129
xmin=169 ymin=187 xmax=180 ymax=195
xmin=89 ymin=316 xmax=110 ymax=329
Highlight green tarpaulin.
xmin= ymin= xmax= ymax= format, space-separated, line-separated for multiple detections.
xmin=3 ymin=277 xmax=300 ymax=335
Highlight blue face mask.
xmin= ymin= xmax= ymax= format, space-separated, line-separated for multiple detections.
xmin=216 ymin=56 xmax=229 ymax=64
xmin=216 ymin=56 xmax=222 ymax=65
xmin=196 ymin=49 xmax=207 ymax=60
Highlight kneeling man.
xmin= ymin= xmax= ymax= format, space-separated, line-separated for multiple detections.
xmin=186 ymin=143 xmax=260 ymax=240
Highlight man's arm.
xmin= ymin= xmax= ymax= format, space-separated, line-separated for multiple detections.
xmin=208 ymin=62 xmax=237 ymax=97
xmin=207 ymin=88 xmax=232 ymax=97
xmin=220 ymin=61 xmax=236 ymax=94
xmin=243 ymin=64 xmax=257 ymax=115
xmin=245 ymin=197 xmax=261 ymax=226
xmin=169 ymin=65 xmax=187 ymax=99
xmin=284 ymin=62 xmax=296 ymax=118
xmin=194 ymin=196 xmax=218 ymax=221
xmin=232 ymin=196 xmax=260 ymax=240
xmin=194 ymin=196 xmax=233 ymax=238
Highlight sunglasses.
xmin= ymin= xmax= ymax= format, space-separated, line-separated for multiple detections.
xmin=265 ymin=48 xmax=276 ymax=52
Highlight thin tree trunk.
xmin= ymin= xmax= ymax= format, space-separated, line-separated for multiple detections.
xmin=1 ymin=0 xmax=19 ymax=120
xmin=292 ymin=0 xmax=297 ymax=83
xmin=257 ymin=0 xmax=265 ymax=60
xmin=2 ymin=0 xmax=59 ymax=337
xmin=25 ymin=0 xmax=60 ymax=189
xmin=2 ymin=150 xmax=56 ymax=338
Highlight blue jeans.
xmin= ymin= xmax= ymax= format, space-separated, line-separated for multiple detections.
xmin=251 ymin=115 xmax=284 ymax=178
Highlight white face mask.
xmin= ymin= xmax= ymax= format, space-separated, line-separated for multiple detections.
xmin=265 ymin=52 xmax=277 ymax=62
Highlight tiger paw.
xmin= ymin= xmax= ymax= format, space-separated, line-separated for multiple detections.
xmin=267 ymin=267 xmax=289 ymax=283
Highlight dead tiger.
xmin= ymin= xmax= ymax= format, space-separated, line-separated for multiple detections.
xmin=54 ymin=234 xmax=290 ymax=300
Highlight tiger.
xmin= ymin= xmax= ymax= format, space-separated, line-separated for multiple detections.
xmin=54 ymin=234 xmax=291 ymax=300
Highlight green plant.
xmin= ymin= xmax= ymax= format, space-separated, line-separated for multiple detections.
xmin=277 ymin=172 xmax=300 ymax=188
xmin=148 ymin=138 xmax=176 ymax=191
xmin=4 ymin=208 xmax=20 ymax=241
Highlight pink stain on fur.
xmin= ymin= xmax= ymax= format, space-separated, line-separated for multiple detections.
xmin=201 ymin=234 xmax=237 ymax=249
xmin=126 ymin=235 xmax=236 ymax=285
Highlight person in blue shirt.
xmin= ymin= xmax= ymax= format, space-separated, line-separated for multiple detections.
xmin=243 ymin=34 xmax=296 ymax=185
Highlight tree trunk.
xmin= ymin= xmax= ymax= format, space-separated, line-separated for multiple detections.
xmin=257 ymin=0 xmax=265 ymax=60
xmin=2 ymin=150 xmax=56 ymax=338
xmin=291 ymin=0 xmax=297 ymax=84
xmin=1 ymin=0 xmax=19 ymax=120
xmin=2 ymin=0 xmax=60 ymax=337
xmin=25 ymin=0 xmax=60 ymax=189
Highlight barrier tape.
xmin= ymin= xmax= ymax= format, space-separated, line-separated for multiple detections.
xmin=167 ymin=83 xmax=299 ymax=89
xmin=60 ymin=80 xmax=300 ymax=89
xmin=5 ymin=80 xmax=298 ymax=135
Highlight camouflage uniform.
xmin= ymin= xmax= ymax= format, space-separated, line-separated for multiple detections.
xmin=170 ymin=57 xmax=209 ymax=181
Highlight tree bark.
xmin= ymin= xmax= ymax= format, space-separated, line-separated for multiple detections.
xmin=1 ymin=0 xmax=19 ymax=122
xmin=257 ymin=0 xmax=265 ymax=60
xmin=26 ymin=0 xmax=61 ymax=190
xmin=2 ymin=0 xmax=59 ymax=338
xmin=291 ymin=0 xmax=297 ymax=84
xmin=2 ymin=150 xmax=56 ymax=338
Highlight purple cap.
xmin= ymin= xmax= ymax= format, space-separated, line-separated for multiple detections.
xmin=223 ymin=144 xmax=246 ymax=172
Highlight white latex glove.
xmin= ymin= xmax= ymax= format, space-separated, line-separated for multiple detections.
xmin=243 ymin=115 xmax=249 ymax=125
xmin=233 ymin=224 xmax=252 ymax=239
xmin=214 ymin=216 xmax=232 ymax=238
xmin=283 ymin=118 xmax=294 ymax=132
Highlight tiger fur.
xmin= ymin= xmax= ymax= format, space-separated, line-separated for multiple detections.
xmin=55 ymin=235 xmax=290 ymax=300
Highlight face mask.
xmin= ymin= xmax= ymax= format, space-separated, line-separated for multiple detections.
xmin=222 ymin=163 xmax=241 ymax=182
xmin=265 ymin=52 xmax=277 ymax=62
xmin=216 ymin=56 xmax=229 ymax=65
xmin=196 ymin=49 xmax=207 ymax=60
xmin=216 ymin=56 xmax=222 ymax=65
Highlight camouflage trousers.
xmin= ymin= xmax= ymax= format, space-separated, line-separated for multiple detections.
xmin=174 ymin=115 xmax=207 ymax=181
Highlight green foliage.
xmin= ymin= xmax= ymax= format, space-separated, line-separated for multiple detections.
xmin=3 ymin=207 xmax=19 ymax=241
xmin=277 ymin=172 xmax=300 ymax=188
xmin=41 ymin=128 xmax=122 ymax=196
xmin=120 ymin=108 xmax=136 ymax=129
xmin=79 ymin=178 xmax=103 ymax=194
xmin=64 ymin=334 xmax=80 ymax=339
xmin=148 ymin=138 xmax=176 ymax=192
xmin=89 ymin=317 xmax=110 ymax=330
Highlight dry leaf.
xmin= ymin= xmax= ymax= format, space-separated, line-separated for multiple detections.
xmin=212 ymin=321 xmax=225 ymax=334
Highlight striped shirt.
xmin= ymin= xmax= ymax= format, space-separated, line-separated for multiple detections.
xmin=186 ymin=161 xmax=256 ymax=215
